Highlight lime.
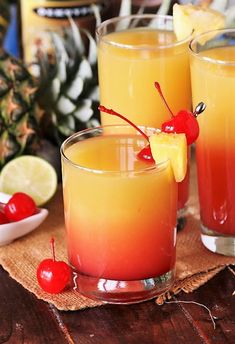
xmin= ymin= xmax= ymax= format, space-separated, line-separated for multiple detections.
xmin=0 ymin=156 xmax=58 ymax=206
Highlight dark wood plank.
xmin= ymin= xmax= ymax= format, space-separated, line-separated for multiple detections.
xmin=60 ymin=267 xmax=235 ymax=344
xmin=75 ymin=301 xmax=208 ymax=344
xmin=0 ymin=265 xmax=234 ymax=344
xmin=0 ymin=267 xmax=68 ymax=344
xmin=60 ymin=300 xmax=204 ymax=344
xmin=176 ymin=267 xmax=235 ymax=344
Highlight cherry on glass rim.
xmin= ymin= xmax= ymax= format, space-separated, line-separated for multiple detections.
xmin=154 ymin=82 xmax=206 ymax=145
xmin=99 ymin=105 xmax=154 ymax=163
xmin=37 ymin=237 xmax=71 ymax=294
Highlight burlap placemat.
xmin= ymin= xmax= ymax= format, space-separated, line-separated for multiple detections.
xmin=0 ymin=171 xmax=234 ymax=310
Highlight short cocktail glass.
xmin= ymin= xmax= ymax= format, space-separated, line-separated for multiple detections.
xmin=61 ymin=125 xmax=177 ymax=303
xmin=96 ymin=14 xmax=192 ymax=222
xmin=190 ymin=29 xmax=235 ymax=256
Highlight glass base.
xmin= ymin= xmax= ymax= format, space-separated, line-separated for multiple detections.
xmin=177 ymin=208 xmax=187 ymax=231
xmin=72 ymin=269 xmax=175 ymax=304
xmin=201 ymin=224 xmax=235 ymax=256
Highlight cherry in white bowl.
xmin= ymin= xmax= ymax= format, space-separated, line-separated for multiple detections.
xmin=0 ymin=192 xmax=48 ymax=246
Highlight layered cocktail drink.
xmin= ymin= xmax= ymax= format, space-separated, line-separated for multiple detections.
xmin=97 ymin=15 xmax=192 ymax=215
xmin=190 ymin=29 xmax=235 ymax=255
xmin=61 ymin=125 xmax=177 ymax=303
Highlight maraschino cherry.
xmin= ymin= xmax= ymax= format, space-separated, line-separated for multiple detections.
xmin=0 ymin=211 xmax=9 ymax=225
xmin=155 ymin=82 xmax=206 ymax=145
xmin=99 ymin=82 xmax=205 ymax=162
xmin=3 ymin=192 xmax=37 ymax=222
xmin=37 ymin=238 xmax=71 ymax=294
xmin=98 ymin=105 xmax=155 ymax=163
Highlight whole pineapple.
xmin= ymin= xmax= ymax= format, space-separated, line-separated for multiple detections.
xmin=36 ymin=20 xmax=100 ymax=146
xmin=0 ymin=0 xmax=10 ymax=45
xmin=0 ymin=49 xmax=40 ymax=168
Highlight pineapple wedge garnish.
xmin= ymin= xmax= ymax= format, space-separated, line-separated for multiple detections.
xmin=149 ymin=132 xmax=187 ymax=183
xmin=173 ymin=3 xmax=225 ymax=41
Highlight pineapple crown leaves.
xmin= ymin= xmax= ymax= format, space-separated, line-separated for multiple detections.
xmin=36 ymin=0 xmax=173 ymax=146
xmin=118 ymin=0 xmax=172 ymax=17
xmin=36 ymin=17 xmax=99 ymax=145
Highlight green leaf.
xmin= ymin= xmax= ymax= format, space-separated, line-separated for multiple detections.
xmin=91 ymin=3 xmax=101 ymax=27
xmin=119 ymin=0 xmax=131 ymax=17
xmin=115 ymin=0 xmax=132 ymax=31
xmin=86 ymin=85 xmax=99 ymax=101
xmin=77 ymin=59 xmax=93 ymax=79
xmin=157 ymin=0 xmax=172 ymax=15
xmin=51 ymin=78 xmax=61 ymax=101
xmin=51 ymin=32 xmax=69 ymax=64
xmin=68 ymin=17 xmax=85 ymax=56
xmin=74 ymin=99 xmax=93 ymax=122
xmin=57 ymin=96 xmax=76 ymax=114
xmin=58 ymin=115 xmax=75 ymax=136
xmin=82 ymin=29 xmax=97 ymax=66
xmin=66 ymin=76 xmax=84 ymax=100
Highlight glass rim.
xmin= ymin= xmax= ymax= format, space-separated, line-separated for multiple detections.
xmin=61 ymin=125 xmax=170 ymax=174
xmin=96 ymin=14 xmax=192 ymax=50
xmin=189 ymin=28 xmax=235 ymax=66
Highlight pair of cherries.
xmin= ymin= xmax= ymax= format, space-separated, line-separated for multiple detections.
xmin=0 ymin=192 xmax=37 ymax=224
xmin=99 ymin=82 xmax=206 ymax=163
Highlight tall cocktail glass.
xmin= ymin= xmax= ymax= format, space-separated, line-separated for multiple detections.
xmin=61 ymin=125 xmax=177 ymax=303
xmin=96 ymin=14 xmax=192 ymax=221
xmin=190 ymin=29 xmax=235 ymax=256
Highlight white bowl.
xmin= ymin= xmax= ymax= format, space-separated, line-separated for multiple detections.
xmin=0 ymin=192 xmax=48 ymax=246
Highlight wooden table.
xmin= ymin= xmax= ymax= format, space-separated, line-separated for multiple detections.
xmin=0 ymin=151 xmax=234 ymax=343
xmin=0 ymin=264 xmax=234 ymax=343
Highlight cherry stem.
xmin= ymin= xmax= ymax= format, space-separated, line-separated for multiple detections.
xmin=154 ymin=82 xmax=174 ymax=118
xmin=99 ymin=105 xmax=149 ymax=142
xmin=50 ymin=237 xmax=56 ymax=262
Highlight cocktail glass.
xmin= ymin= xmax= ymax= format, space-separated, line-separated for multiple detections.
xmin=190 ymin=28 xmax=235 ymax=256
xmin=61 ymin=125 xmax=177 ymax=303
xmin=96 ymin=14 xmax=192 ymax=223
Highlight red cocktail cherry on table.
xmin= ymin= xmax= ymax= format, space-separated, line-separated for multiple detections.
xmin=4 ymin=192 xmax=37 ymax=222
xmin=155 ymin=82 xmax=206 ymax=145
xmin=99 ymin=105 xmax=155 ymax=163
xmin=37 ymin=238 xmax=71 ymax=294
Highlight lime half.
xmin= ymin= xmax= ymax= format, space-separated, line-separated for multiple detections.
xmin=0 ymin=156 xmax=58 ymax=206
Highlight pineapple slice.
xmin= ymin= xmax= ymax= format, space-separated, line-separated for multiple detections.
xmin=149 ymin=132 xmax=187 ymax=183
xmin=173 ymin=3 xmax=225 ymax=41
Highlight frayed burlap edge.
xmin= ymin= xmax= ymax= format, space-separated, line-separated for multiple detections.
xmin=156 ymin=265 xmax=226 ymax=305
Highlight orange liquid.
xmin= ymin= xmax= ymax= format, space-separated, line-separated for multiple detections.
xmin=62 ymin=133 xmax=177 ymax=280
xmin=191 ymin=46 xmax=235 ymax=235
xmin=98 ymin=28 xmax=191 ymax=210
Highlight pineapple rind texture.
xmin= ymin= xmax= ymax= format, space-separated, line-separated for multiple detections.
xmin=0 ymin=49 xmax=40 ymax=168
